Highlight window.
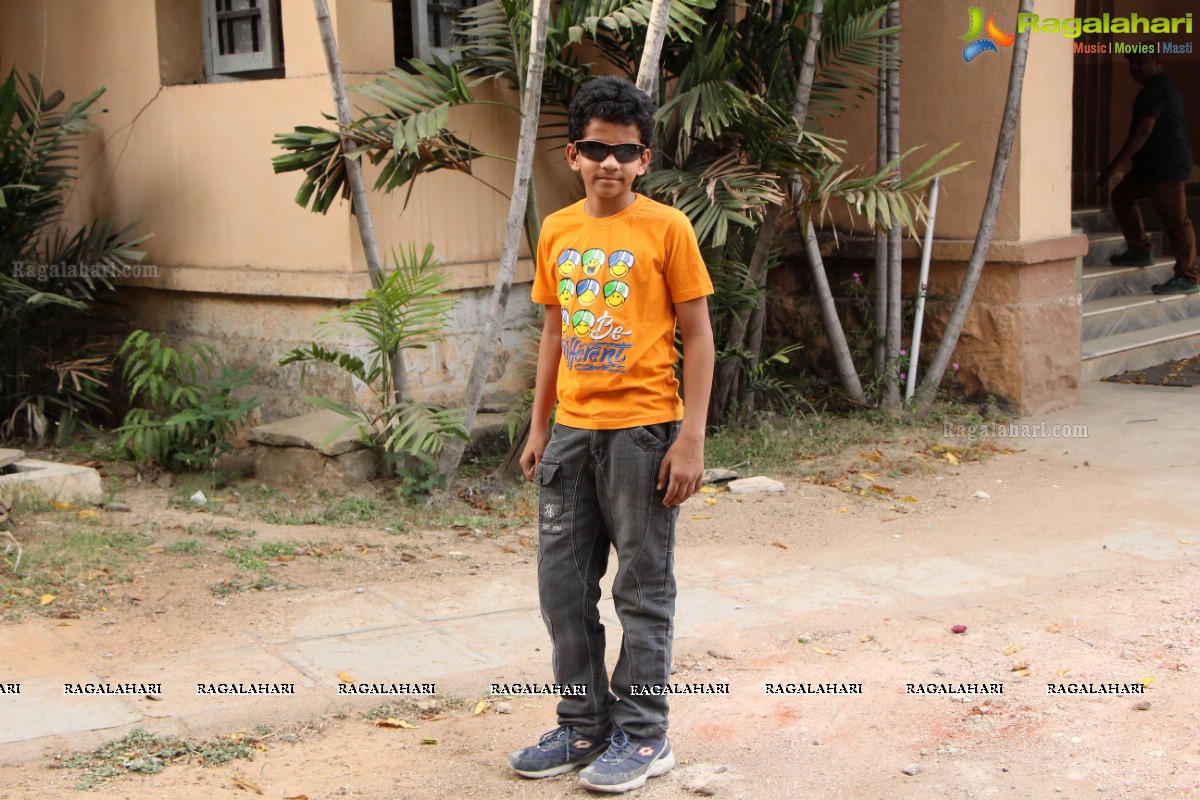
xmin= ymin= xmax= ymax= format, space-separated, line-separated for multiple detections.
xmin=393 ymin=0 xmax=482 ymax=64
xmin=203 ymin=0 xmax=284 ymax=80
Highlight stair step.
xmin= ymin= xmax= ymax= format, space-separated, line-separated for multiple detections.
xmin=1084 ymin=231 xmax=1166 ymax=266
xmin=1082 ymin=292 xmax=1200 ymax=340
xmin=1081 ymin=261 xmax=1177 ymax=301
xmin=1081 ymin=316 xmax=1200 ymax=380
xmin=1071 ymin=206 xmax=1119 ymax=234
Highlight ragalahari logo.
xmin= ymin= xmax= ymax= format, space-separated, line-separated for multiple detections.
xmin=960 ymin=7 xmax=1016 ymax=62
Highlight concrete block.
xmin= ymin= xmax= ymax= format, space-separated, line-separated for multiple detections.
xmin=0 ymin=459 xmax=102 ymax=505
xmin=0 ymin=449 xmax=24 ymax=469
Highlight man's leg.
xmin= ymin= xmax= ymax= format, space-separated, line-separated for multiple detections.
xmin=1111 ymin=173 xmax=1153 ymax=256
xmin=576 ymin=423 xmax=679 ymax=793
xmin=536 ymin=424 xmax=613 ymax=734
xmin=508 ymin=425 xmax=612 ymax=779
xmin=1147 ymin=180 xmax=1199 ymax=283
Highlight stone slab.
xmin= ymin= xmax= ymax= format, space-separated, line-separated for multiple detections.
xmin=0 ymin=459 xmax=102 ymax=504
xmin=247 ymin=409 xmax=365 ymax=457
xmin=728 ymin=476 xmax=786 ymax=494
xmin=277 ymin=626 xmax=504 ymax=691
xmin=373 ymin=574 xmax=537 ymax=621
xmin=0 ymin=449 xmax=24 ymax=469
xmin=433 ymin=609 xmax=551 ymax=667
xmin=840 ymin=556 xmax=1021 ymax=599
xmin=0 ymin=678 xmax=142 ymax=744
xmin=264 ymin=587 xmax=421 ymax=643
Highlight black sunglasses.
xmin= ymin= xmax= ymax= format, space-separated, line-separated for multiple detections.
xmin=572 ymin=140 xmax=647 ymax=164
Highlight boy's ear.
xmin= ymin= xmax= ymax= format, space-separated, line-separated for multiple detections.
xmin=636 ymin=148 xmax=651 ymax=175
xmin=566 ymin=142 xmax=582 ymax=173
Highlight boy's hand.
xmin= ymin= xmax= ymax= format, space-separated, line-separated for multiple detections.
xmin=520 ymin=428 xmax=549 ymax=482
xmin=658 ymin=432 xmax=705 ymax=506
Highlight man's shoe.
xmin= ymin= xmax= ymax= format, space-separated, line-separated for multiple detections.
xmin=1111 ymin=248 xmax=1155 ymax=267
xmin=508 ymin=725 xmax=608 ymax=778
xmin=1151 ymin=275 xmax=1200 ymax=295
xmin=577 ymin=729 xmax=675 ymax=793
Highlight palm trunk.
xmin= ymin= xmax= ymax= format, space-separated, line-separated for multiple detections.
xmin=312 ymin=0 xmax=405 ymax=404
xmin=872 ymin=36 xmax=888 ymax=379
xmin=805 ymin=219 xmax=866 ymax=403
xmin=882 ymin=0 xmax=902 ymax=410
xmin=438 ymin=0 xmax=552 ymax=480
xmin=912 ymin=0 xmax=1034 ymax=412
xmin=635 ymin=0 xmax=672 ymax=100
xmin=734 ymin=0 xmax=840 ymax=419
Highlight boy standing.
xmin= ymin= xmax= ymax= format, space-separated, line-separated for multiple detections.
xmin=509 ymin=76 xmax=715 ymax=793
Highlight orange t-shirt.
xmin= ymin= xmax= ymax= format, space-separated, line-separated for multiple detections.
xmin=532 ymin=194 xmax=713 ymax=430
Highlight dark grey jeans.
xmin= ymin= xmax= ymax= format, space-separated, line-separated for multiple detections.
xmin=535 ymin=421 xmax=680 ymax=740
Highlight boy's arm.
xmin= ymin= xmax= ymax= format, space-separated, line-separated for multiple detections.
xmin=658 ymin=296 xmax=715 ymax=506
xmin=519 ymin=307 xmax=563 ymax=481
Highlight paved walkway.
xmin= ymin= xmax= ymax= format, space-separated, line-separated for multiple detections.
xmin=1 ymin=380 xmax=1197 ymax=764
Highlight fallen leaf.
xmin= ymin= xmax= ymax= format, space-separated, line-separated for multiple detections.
xmin=230 ymin=776 xmax=263 ymax=795
xmin=1011 ymin=660 xmax=1029 ymax=672
xmin=420 ymin=737 xmax=438 ymax=745
xmin=40 ymin=594 xmax=56 ymax=606
xmin=1179 ymin=539 xmax=1194 ymax=545
xmin=771 ymin=542 xmax=788 ymax=550
xmin=51 ymin=501 xmax=77 ymax=510
xmin=376 ymin=718 xmax=414 ymax=729
xmin=76 ymin=509 xmax=99 ymax=520
xmin=284 ymin=795 xmax=310 ymax=800
xmin=473 ymin=699 xmax=489 ymax=715
xmin=944 ymin=452 xmax=960 ymax=465
xmin=689 ymin=515 xmax=712 ymax=520
xmin=1138 ymin=677 xmax=1155 ymax=687
xmin=519 ymin=536 xmax=533 ymax=548
xmin=700 ymin=486 xmax=720 ymax=494
xmin=860 ymin=634 xmax=875 ymax=643
xmin=812 ymin=646 xmax=832 ymax=656
xmin=1013 ymin=668 xmax=1031 ymax=677
xmin=275 ymin=553 xmax=295 ymax=562
xmin=704 ymin=497 xmax=717 ymax=506
xmin=1045 ymin=623 xmax=1062 ymax=633
xmin=145 ymin=546 xmax=165 ymax=554
xmin=337 ymin=671 xmax=355 ymax=684
xmin=1003 ymin=645 xmax=1023 ymax=656
xmin=1056 ymin=668 xmax=1071 ymax=677
xmin=900 ymin=496 xmax=919 ymax=503
xmin=837 ymin=506 xmax=848 ymax=513
xmin=857 ymin=471 xmax=879 ymax=482
xmin=499 ymin=544 xmax=517 ymax=554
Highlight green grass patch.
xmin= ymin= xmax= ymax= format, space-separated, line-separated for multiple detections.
xmin=1 ymin=519 xmax=149 ymax=622
xmin=53 ymin=726 xmax=264 ymax=790
xmin=164 ymin=539 xmax=203 ymax=555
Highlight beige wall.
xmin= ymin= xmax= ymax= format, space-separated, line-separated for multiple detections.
xmin=819 ymin=0 xmax=1077 ymax=246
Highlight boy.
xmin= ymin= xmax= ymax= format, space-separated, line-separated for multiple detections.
xmin=509 ymin=76 xmax=715 ymax=793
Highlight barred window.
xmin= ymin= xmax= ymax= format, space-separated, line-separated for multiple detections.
xmin=393 ymin=0 xmax=481 ymax=64
xmin=203 ymin=0 xmax=284 ymax=79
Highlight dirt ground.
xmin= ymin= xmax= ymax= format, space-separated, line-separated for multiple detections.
xmin=1 ymin=435 xmax=1198 ymax=800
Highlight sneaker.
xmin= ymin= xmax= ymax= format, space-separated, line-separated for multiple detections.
xmin=1151 ymin=275 xmax=1200 ymax=295
xmin=577 ymin=729 xmax=676 ymax=793
xmin=1111 ymin=248 xmax=1154 ymax=267
xmin=508 ymin=725 xmax=608 ymax=778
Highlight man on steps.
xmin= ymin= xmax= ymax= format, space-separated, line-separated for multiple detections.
xmin=1099 ymin=50 xmax=1197 ymax=296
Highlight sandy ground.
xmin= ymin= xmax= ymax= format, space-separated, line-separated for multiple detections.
xmin=1 ymin=430 xmax=1198 ymax=800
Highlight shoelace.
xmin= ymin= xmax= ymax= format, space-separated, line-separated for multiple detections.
xmin=537 ymin=726 xmax=571 ymax=752
xmin=598 ymin=729 xmax=633 ymax=763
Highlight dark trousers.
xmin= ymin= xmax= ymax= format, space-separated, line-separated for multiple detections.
xmin=1111 ymin=173 xmax=1198 ymax=283
xmin=535 ymin=422 xmax=680 ymax=740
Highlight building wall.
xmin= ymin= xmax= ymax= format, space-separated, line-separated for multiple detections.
xmin=1 ymin=0 xmax=577 ymax=420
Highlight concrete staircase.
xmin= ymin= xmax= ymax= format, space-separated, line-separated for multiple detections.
xmin=1076 ymin=206 xmax=1200 ymax=381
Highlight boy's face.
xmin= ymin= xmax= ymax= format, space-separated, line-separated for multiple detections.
xmin=566 ymin=119 xmax=650 ymax=214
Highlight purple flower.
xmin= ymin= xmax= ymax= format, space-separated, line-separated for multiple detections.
xmin=952 ymin=362 xmax=960 ymax=371
xmin=899 ymin=348 xmax=907 ymax=356
xmin=852 ymin=272 xmax=862 ymax=284
xmin=900 ymin=372 xmax=907 ymax=380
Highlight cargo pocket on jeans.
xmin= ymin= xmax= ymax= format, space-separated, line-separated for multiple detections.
xmin=536 ymin=460 xmax=564 ymax=536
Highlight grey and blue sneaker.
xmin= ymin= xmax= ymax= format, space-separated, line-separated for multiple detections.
xmin=577 ymin=728 xmax=676 ymax=793
xmin=508 ymin=725 xmax=608 ymax=778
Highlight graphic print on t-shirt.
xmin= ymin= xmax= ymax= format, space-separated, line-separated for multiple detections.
xmin=557 ymin=246 xmax=636 ymax=373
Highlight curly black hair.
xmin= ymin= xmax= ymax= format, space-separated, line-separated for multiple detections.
xmin=567 ymin=76 xmax=656 ymax=146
